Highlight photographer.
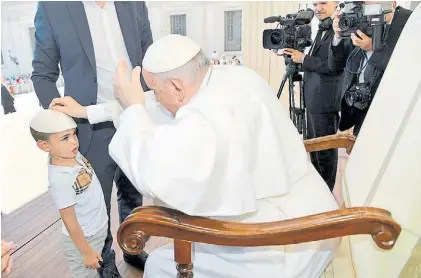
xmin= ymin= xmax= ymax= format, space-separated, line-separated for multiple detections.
xmin=329 ymin=1 xmax=412 ymax=136
xmin=283 ymin=1 xmax=342 ymax=191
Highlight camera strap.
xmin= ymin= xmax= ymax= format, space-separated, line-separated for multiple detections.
xmin=356 ymin=51 xmax=378 ymax=92
xmin=356 ymin=50 xmax=369 ymax=80
xmin=367 ymin=67 xmax=379 ymax=91
xmin=347 ymin=48 xmax=368 ymax=76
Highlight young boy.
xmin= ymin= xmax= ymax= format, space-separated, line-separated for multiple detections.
xmin=30 ymin=109 xmax=108 ymax=278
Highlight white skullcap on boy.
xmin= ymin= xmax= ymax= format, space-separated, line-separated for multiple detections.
xmin=30 ymin=109 xmax=77 ymax=133
xmin=142 ymin=34 xmax=201 ymax=73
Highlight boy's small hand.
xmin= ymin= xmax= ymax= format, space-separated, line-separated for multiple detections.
xmin=49 ymin=96 xmax=88 ymax=119
xmin=83 ymin=250 xmax=103 ymax=269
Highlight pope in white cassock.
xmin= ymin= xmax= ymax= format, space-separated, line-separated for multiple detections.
xmin=51 ymin=35 xmax=340 ymax=278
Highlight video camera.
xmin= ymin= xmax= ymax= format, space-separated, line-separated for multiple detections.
xmin=338 ymin=1 xmax=393 ymax=51
xmin=261 ymin=9 xmax=314 ymax=138
xmin=262 ymin=9 xmax=314 ymax=52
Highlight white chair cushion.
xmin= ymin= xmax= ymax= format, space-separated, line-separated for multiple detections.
xmin=321 ymin=236 xmax=355 ymax=278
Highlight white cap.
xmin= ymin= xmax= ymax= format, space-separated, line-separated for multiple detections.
xmin=142 ymin=34 xmax=201 ymax=73
xmin=30 ymin=109 xmax=77 ymax=133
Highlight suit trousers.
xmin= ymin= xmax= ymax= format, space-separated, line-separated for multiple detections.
xmin=83 ymin=122 xmax=144 ymax=271
xmin=306 ymin=111 xmax=339 ymax=191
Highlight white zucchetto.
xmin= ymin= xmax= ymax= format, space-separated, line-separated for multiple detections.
xmin=30 ymin=109 xmax=77 ymax=133
xmin=142 ymin=34 xmax=201 ymax=73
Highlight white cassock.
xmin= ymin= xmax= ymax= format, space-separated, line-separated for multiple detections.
xmin=109 ymin=65 xmax=340 ymax=278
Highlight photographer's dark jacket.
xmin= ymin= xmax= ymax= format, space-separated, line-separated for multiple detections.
xmin=302 ymin=27 xmax=344 ymax=113
xmin=328 ymin=6 xmax=412 ymax=132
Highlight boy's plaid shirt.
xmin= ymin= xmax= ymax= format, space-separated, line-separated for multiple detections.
xmin=72 ymin=156 xmax=94 ymax=195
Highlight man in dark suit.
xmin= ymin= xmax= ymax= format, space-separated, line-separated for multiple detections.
xmin=282 ymin=1 xmax=343 ymax=192
xmin=31 ymin=1 xmax=153 ymax=276
xmin=329 ymin=2 xmax=412 ymax=136
xmin=1 ymin=76 xmax=16 ymax=115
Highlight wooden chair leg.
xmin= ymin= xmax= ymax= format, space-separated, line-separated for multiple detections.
xmin=174 ymin=239 xmax=193 ymax=278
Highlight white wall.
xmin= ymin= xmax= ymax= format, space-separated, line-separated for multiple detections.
xmin=409 ymin=1 xmax=420 ymax=10
xmin=207 ymin=1 xmax=244 ymax=58
xmin=146 ymin=1 xmax=245 ymax=59
xmin=398 ymin=1 xmax=414 ymax=9
xmin=1 ymin=1 xmax=38 ymax=77
xmin=1 ymin=1 xmax=245 ymax=79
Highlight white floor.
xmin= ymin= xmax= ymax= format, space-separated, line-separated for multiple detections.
xmin=0 ymin=87 xmax=64 ymax=214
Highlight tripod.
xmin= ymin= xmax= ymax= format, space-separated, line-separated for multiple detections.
xmin=276 ymin=59 xmax=307 ymax=139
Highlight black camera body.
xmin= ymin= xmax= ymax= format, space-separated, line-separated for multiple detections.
xmin=338 ymin=1 xmax=390 ymax=51
xmin=344 ymin=82 xmax=372 ymax=110
xmin=262 ymin=9 xmax=314 ymax=51
xmin=338 ymin=1 xmax=365 ymax=37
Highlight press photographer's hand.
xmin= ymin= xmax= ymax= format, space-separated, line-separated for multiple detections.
xmin=351 ymin=30 xmax=373 ymax=51
xmin=331 ymin=11 xmax=342 ymax=37
xmin=282 ymin=48 xmax=305 ymax=63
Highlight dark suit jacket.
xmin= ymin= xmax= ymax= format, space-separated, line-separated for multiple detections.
xmin=302 ymin=28 xmax=343 ymax=114
xmin=1 ymin=85 xmax=14 ymax=108
xmin=31 ymin=1 xmax=153 ymax=155
xmin=328 ymin=6 xmax=412 ymax=132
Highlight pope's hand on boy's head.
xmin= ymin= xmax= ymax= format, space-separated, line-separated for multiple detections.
xmin=49 ymin=96 xmax=88 ymax=119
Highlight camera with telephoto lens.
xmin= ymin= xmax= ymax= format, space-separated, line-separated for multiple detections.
xmin=338 ymin=1 xmax=392 ymax=51
xmin=262 ymin=9 xmax=314 ymax=52
xmin=344 ymin=82 xmax=373 ymax=110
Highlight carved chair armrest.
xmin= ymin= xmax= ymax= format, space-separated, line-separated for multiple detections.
xmin=117 ymin=206 xmax=400 ymax=255
xmin=304 ymin=133 xmax=356 ymax=154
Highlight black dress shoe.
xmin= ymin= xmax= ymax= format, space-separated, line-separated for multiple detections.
xmin=123 ymin=251 xmax=149 ymax=271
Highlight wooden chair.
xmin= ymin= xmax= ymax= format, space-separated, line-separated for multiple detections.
xmin=117 ymin=7 xmax=421 ymax=278
xmin=116 ymin=133 xmax=396 ymax=277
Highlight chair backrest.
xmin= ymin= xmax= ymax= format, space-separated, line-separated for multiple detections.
xmin=0 ymin=108 xmax=49 ymax=214
xmin=342 ymin=5 xmax=421 ymax=278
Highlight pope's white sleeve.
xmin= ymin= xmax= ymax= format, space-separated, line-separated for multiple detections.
xmin=108 ymin=104 xmax=217 ymax=213
xmin=86 ymin=101 xmax=123 ymax=128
